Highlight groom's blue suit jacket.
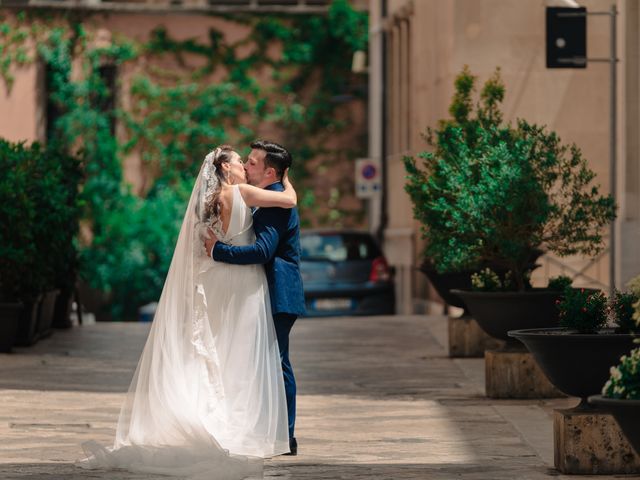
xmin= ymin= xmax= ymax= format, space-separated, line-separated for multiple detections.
xmin=212 ymin=182 xmax=306 ymax=317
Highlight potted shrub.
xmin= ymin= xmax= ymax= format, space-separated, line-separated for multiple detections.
xmin=406 ymin=67 xmax=541 ymax=312
xmin=0 ymin=140 xmax=80 ymax=347
xmin=0 ymin=140 xmax=39 ymax=350
xmin=509 ymin=286 xmax=639 ymax=409
xmin=405 ymin=66 xmax=615 ymax=334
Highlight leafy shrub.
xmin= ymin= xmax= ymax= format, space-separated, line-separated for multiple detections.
xmin=602 ymin=347 xmax=640 ymax=399
xmin=548 ymin=275 xmax=572 ymax=292
xmin=558 ymin=288 xmax=608 ymax=333
xmin=0 ymin=140 xmax=37 ymax=301
xmin=0 ymin=140 xmax=81 ymax=301
xmin=404 ymin=67 xmax=616 ymax=291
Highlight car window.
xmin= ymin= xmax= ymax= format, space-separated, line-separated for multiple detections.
xmin=300 ymin=234 xmax=381 ymax=261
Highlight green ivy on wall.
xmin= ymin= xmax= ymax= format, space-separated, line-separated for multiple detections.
xmin=0 ymin=0 xmax=368 ymax=319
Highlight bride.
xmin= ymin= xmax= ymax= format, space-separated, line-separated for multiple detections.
xmin=78 ymin=146 xmax=296 ymax=479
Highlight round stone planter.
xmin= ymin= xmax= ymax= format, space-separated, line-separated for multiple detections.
xmin=509 ymin=328 xmax=637 ymax=407
xmin=589 ymin=395 xmax=640 ymax=456
xmin=451 ymin=289 xmax=565 ymax=345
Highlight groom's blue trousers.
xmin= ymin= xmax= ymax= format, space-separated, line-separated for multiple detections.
xmin=273 ymin=313 xmax=297 ymax=439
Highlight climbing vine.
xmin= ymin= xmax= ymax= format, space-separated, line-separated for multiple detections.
xmin=0 ymin=1 xmax=368 ymax=319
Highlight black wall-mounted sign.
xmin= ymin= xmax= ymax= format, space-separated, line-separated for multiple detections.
xmin=546 ymin=7 xmax=587 ymax=68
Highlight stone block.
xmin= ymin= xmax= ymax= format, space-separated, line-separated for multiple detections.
xmin=485 ymin=348 xmax=564 ymax=399
xmin=448 ymin=314 xmax=504 ymax=358
xmin=554 ymin=407 xmax=640 ymax=474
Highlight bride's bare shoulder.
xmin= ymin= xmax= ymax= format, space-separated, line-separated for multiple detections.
xmin=220 ymin=184 xmax=235 ymax=197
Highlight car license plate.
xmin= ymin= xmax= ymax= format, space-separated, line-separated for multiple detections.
xmin=314 ymin=298 xmax=352 ymax=311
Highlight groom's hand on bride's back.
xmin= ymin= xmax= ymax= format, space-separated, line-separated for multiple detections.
xmin=205 ymin=227 xmax=218 ymax=258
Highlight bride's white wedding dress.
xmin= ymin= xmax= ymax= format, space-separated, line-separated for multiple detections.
xmin=78 ymin=163 xmax=289 ymax=479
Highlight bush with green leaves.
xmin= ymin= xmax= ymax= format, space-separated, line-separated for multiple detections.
xmin=0 ymin=140 xmax=37 ymax=301
xmin=0 ymin=140 xmax=81 ymax=302
xmin=79 ymin=179 xmax=192 ymax=319
xmin=548 ymin=275 xmax=573 ymax=292
xmin=602 ymin=347 xmax=640 ymax=400
xmin=558 ymin=288 xmax=608 ymax=333
xmin=404 ymin=66 xmax=616 ymax=291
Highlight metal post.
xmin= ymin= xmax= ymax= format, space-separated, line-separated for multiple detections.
xmin=554 ymin=6 xmax=619 ymax=295
xmin=609 ymin=3 xmax=617 ymax=296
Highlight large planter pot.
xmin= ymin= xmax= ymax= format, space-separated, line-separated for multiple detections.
xmin=15 ymin=295 xmax=42 ymax=347
xmin=419 ymin=264 xmax=473 ymax=312
xmin=452 ymin=289 xmax=566 ymax=344
xmin=589 ymin=395 xmax=640 ymax=455
xmin=509 ymin=328 xmax=637 ymax=407
xmin=36 ymin=289 xmax=59 ymax=340
xmin=0 ymin=302 xmax=22 ymax=353
xmin=419 ymin=251 xmax=544 ymax=313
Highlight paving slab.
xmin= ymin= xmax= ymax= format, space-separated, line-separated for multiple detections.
xmin=0 ymin=315 xmax=637 ymax=480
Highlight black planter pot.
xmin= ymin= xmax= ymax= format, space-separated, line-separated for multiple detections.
xmin=589 ymin=395 xmax=640 ymax=455
xmin=0 ymin=302 xmax=22 ymax=353
xmin=15 ymin=295 xmax=42 ymax=347
xmin=36 ymin=289 xmax=59 ymax=340
xmin=509 ymin=328 xmax=637 ymax=407
xmin=452 ymin=289 xmax=566 ymax=345
xmin=419 ymin=251 xmax=544 ymax=313
xmin=419 ymin=264 xmax=474 ymax=312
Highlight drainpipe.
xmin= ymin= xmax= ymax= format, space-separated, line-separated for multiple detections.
xmin=377 ymin=0 xmax=389 ymax=244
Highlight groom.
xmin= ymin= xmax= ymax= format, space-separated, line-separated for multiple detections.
xmin=204 ymin=140 xmax=306 ymax=456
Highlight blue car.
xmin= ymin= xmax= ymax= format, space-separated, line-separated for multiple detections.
xmin=300 ymin=230 xmax=396 ymax=317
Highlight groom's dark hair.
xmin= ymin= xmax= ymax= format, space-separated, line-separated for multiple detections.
xmin=251 ymin=140 xmax=292 ymax=180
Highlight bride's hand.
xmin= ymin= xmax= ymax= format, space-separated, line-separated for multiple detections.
xmin=283 ymin=168 xmax=292 ymax=188
xmin=204 ymin=227 xmax=218 ymax=258
xmin=282 ymin=168 xmax=296 ymax=202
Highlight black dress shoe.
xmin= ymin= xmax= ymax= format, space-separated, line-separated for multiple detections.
xmin=284 ymin=437 xmax=297 ymax=456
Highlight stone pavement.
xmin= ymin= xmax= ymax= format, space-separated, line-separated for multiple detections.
xmin=0 ymin=315 xmax=638 ymax=480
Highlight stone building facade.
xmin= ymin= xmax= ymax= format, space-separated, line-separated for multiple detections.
xmin=369 ymin=0 xmax=640 ymax=314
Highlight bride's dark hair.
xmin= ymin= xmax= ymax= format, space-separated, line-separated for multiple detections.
xmin=204 ymin=145 xmax=235 ymax=225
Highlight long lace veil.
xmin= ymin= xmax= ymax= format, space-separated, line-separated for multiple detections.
xmin=78 ymin=151 xmax=262 ymax=479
